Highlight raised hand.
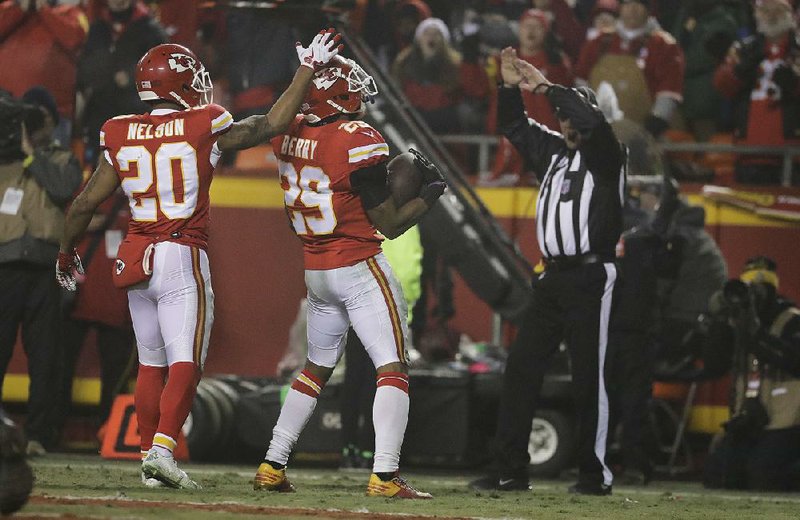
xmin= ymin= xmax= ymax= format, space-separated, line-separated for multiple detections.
xmin=500 ymin=47 xmax=524 ymax=87
xmin=296 ymin=28 xmax=344 ymax=71
xmin=55 ymin=248 xmax=84 ymax=291
xmin=515 ymin=59 xmax=551 ymax=93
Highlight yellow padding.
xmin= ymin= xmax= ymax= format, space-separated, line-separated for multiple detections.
xmin=688 ymin=405 xmax=730 ymax=434
xmin=1 ymin=375 xmax=101 ymax=405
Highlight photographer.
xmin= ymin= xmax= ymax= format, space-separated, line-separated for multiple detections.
xmin=702 ymin=257 xmax=800 ymax=491
xmin=0 ymin=87 xmax=81 ymax=456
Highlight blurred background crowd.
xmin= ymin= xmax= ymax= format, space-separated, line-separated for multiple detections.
xmin=2 ymin=0 xmax=800 ymax=184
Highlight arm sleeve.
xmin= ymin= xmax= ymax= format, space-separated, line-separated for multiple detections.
xmin=546 ymin=85 xmax=624 ymax=179
xmin=38 ymin=5 xmax=88 ymax=54
xmin=648 ymin=36 xmax=685 ymax=102
xmin=208 ymin=104 xmax=233 ymax=136
xmin=346 ymin=125 xmax=390 ymax=168
xmin=713 ymin=51 xmax=745 ymax=99
xmin=497 ymin=86 xmax=560 ymax=180
xmin=25 ymin=149 xmax=83 ymax=206
xmin=350 ymin=161 xmax=390 ymax=210
xmin=752 ymin=312 xmax=800 ymax=376
xmin=545 ymin=85 xmax=605 ymax=135
xmin=0 ymin=3 xmax=25 ymax=41
xmin=700 ymin=317 xmax=736 ymax=377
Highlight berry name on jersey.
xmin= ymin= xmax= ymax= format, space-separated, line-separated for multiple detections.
xmin=278 ymin=135 xmax=319 ymax=161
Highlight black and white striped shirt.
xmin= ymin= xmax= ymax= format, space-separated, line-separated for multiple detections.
xmin=498 ymin=86 xmax=626 ymax=260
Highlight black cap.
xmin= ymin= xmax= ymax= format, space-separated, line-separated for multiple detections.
xmin=21 ymin=85 xmax=59 ymax=123
xmin=744 ymin=256 xmax=777 ymax=272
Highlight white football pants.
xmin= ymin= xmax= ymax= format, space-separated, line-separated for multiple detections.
xmin=128 ymin=241 xmax=214 ymax=369
xmin=304 ymin=253 xmax=408 ymax=369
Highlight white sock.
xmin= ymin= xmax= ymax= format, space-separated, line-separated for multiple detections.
xmin=372 ymin=372 xmax=410 ymax=474
xmin=265 ymin=370 xmax=323 ymax=465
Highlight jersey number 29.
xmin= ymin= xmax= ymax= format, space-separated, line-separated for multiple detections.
xmin=279 ymin=162 xmax=337 ymax=235
xmin=116 ymin=143 xmax=199 ymax=221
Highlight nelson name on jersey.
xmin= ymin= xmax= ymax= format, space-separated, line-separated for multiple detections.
xmin=126 ymin=119 xmax=186 ymax=140
xmin=279 ymin=135 xmax=319 ymax=160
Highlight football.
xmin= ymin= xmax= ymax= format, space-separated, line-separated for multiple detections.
xmin=387 ymin=152 xmax=423 ymax=206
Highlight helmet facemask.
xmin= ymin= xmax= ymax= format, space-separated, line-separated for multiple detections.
xmin=191 ymin=64 xmax=214 ymax=106
xmin=303 ymin=59 xmax=378 ymax=122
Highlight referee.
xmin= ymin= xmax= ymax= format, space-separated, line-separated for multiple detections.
xmin=471 ymin=48 xmax=626 ymax=495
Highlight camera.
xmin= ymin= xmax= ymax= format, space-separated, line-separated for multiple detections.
xmin=722 ymin=279 xmax=751 ymax=308
xmin=0 ymin=90 xmax=45 ymax=164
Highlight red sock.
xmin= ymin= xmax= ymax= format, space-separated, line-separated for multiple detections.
xmin=135 ymin=364 xmax=167 ymax=453
xmin=154 ymin=362 xmax=200 ymax=447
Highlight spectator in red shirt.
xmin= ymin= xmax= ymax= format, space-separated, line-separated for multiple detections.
xmin=532 ymin=0 xmax=587 ymax=64
xmin=575 ymin=0 xmax=685 ymax=138
xmin=147 ymin=0 xmax=198 ymax=49
xmin=713 ymin=0 xmax=800 ymax=184
xmin=392 ymin=17 xmax=489 ymax=134
xmin=0 ymin=0 xmax=88 ymax=144
xmin=485 ymin=8 xmax=575 ymax=183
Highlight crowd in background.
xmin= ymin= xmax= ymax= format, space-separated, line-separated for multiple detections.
xmin=1 ymin=0 xmax=800 ymax=185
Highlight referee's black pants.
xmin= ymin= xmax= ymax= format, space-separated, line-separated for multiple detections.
xmin=492 ymin=261 xmax=617 ymax=487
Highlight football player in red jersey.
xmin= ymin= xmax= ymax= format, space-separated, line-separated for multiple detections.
xmin=252 ymin=56 xmax=445 ymax=499
xmin=55 ymin=30 xmax=343 ymax=489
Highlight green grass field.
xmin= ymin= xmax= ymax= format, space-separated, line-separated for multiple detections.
xmin=18 ymin=454 xmax=800 ymax=519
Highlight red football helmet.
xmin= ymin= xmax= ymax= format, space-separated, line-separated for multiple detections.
xmin=135 ymin=44 xmax=213 ymax=109
xmin=301 ymin=56 xmax=378 ymax=123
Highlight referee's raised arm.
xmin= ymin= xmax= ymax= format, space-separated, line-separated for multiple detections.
xmin=496 ymin=47 xmax=563 ymax=182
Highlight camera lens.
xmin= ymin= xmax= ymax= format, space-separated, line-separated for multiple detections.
xmin=723 ymin=279 xmax=750 ymax=306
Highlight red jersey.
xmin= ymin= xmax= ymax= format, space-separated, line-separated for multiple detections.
xmin=575 ymin=29 xmax=685 ymax=101
xmin=272 ymin=116 xmax=389 ymax=270
xmin=100 ymin=104 xmax=233 ymax=250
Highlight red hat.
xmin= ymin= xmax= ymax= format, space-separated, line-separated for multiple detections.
xmin=592 ymin=0 xmax=620 ymax=16
xmin=519 ymin=8 xmax=551 ymax=31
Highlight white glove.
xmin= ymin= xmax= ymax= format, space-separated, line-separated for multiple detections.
xmin=56 ymin=248 xmax=84 ymax=291
xmin=296 ymin=28 xmax=343 ymax=71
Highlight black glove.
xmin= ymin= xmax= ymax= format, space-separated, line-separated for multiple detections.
xmin=644 ymin=114 xmax=670 ymax=138
xmin=772 ymin=64 xmax=798 ymax=97
xmin=409 ymin=147 xmax=445 ymax=184
xmin=420 ymin=180 xmax=446 ymax=208
xmin=734 ymin=38 xmax=764 ymax=84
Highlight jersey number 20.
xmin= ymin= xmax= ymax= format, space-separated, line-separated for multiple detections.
xmin=117 ymin=143 xmax=199 ymax=221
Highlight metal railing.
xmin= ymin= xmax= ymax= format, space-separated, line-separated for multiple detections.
xmin=439 ymin=134 xmax=800 ymax=187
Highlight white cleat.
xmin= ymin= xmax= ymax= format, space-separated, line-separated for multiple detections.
xmin=141 ymin=450 xmax=201 ymax=490
xmin=141 ymin=471 xmax=165 ymax=488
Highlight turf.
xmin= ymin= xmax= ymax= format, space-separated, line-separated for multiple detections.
xmin=19 ymin=454 xmax=800 ymax=519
